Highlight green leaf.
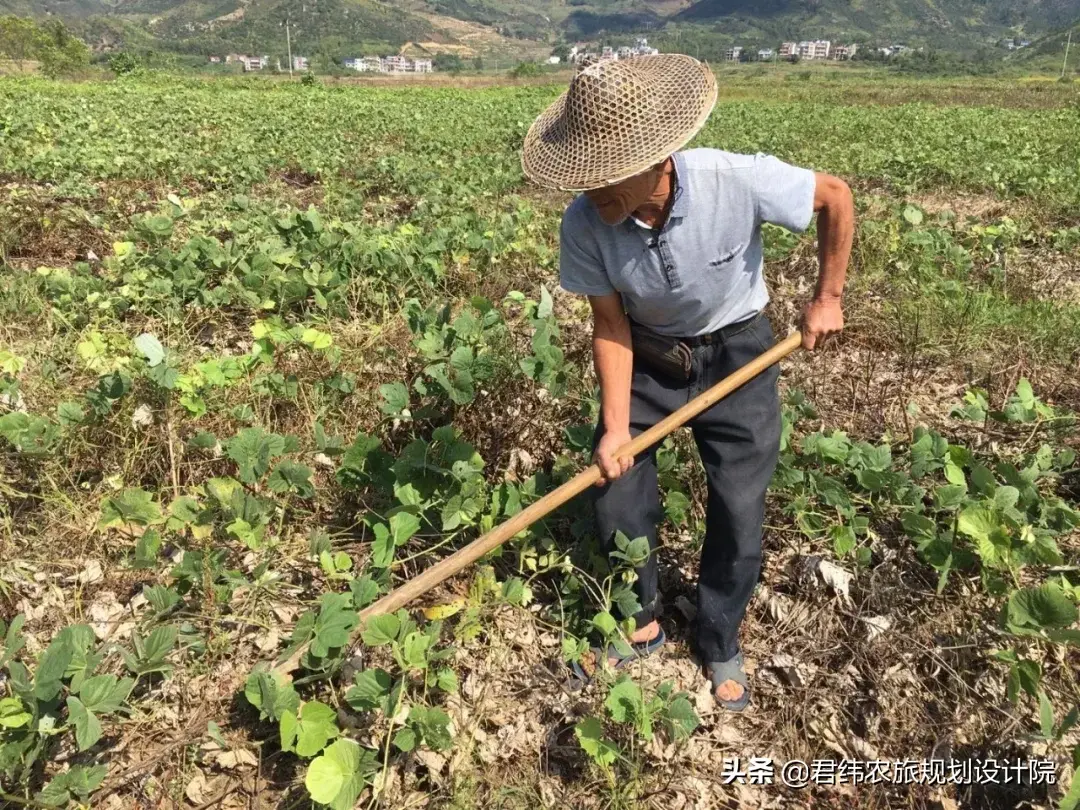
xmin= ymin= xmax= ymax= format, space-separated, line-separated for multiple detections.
xmin=956 ymin=505 xmax=998 ymax=543
xmin=56 ymin=401 xmax=86 ymax=427
xmin=663 ymin=696 xmax=699 ymax=741
xmin=932 ymin=484 xmax=967 ymax=509
xmin=98 ymin=488 xmax=161 ymax=529
xmin=0 ymin=697 xmax=31 ymax=729
xmin=1017 ymin=659 xmax=1041 ymax=698
xmin=605 ymin=677 xmax=642 ymax=725
xmin=592 ymin=611 xmax=617 ymax=636
xmin=309 ymin=593 xmax=359 ymax=659
xmin=305 ymin=740 xmax=374 ymax=810
xmin=36 ymin=764 xmax=108 ymax=807
xmin=226 ymin=428 xmax=288 ymax=484
xmin=575 ymin=717 xmax=618 ymax=766
xmin=66 ymin=697 xmax=103 ymax=751
xmin=1008 ymin=584 xmax=1079 ymax=632
xmin=379 ymin=382 xmax=409 ymax=415
xmin=244 ymin=669 xmax=300 ymax=722
xmin=345 ymin=669 xmax=392 ymax=712
xmin=393 ymin=725 xmax=417 ymax=752
xmin=134 ymin=333 xmax=165 ymax=366
xmin=79 ymin=674 xmax=132 ymax=714
xmin=360 ymin=614 xmax=400 ymax=647
xmin=944 ymin=461 xmax=967 ymax=487
xmin=830 ymin=524 xmax=857 ymax=557
xmin=1060 ymin=765 xmax=1080 ymax=810
xmin=370 ymin=523 xmax=394 ymax=569
xmin=399 ymin=632 xmax=431 ymax=671
xmin=267 ymin=460 xmax=315 ymax=498
xmin=1038 ymin=690 xmax=1054 ymax=739
xmin=994 ymin=486 xmax=1020 ymax=510
xmin=35 ymin=636 xmax=74 ymax=701
xmin=293 ymin=701 xmax=339 ymax=757
xmin=349 ymin=577 xmax=380 ymax=610
xmin=389 ymin=512 xmax=420 ymax=546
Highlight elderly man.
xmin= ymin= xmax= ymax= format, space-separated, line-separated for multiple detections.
xmin=520 ymin=55 xmax=853 ymax=710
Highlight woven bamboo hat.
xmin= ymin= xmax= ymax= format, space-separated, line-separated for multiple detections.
xmin=521 ymin=54 xmax=717 ymax=191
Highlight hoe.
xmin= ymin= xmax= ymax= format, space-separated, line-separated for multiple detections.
xmin=274 ymin=331 xmax=804 ymax=676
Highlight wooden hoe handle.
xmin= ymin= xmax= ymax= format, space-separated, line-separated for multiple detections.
xmin=275 ymin=331 xmax=803 ymax=676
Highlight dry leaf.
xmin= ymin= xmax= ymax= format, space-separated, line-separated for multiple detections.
xmin=185 ymin=771 xmax=208 ymax=805
xmin=131 ymin=404 xmax=153 ymax=429
xmin=216 ymin=748 xmax=258 ymax=770
xmin=75 ymin=560 xmax=104 ymax=586
xmin=862 ymin=615 xmax=892 ymax=641
xmin=816 ymin=558 xmax=854 ymax=606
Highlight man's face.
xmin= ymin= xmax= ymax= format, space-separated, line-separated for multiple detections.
xmin=584 ymin=165 xmax=663 ymax=226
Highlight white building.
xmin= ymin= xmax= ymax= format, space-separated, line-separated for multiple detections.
xmin=412 ymin=58 xmax=433 ymax=73
xmin=292 ymin=56 xmax=309 ymax=71
xmin=797 ymin=40 xmax=831 ymax=60
xmin=725 ymin=46 xmax=743 ymax=62
xmin=758 ymin=48 xmax=774 ymax=61
xmin=832 ymin=43 xmax=857 ymax=60
xmin=383 ymin=55 xmax=411 ymax=73
xmin=633 ymin=37 xmax=658 ymax=55
xmin=546 ymin=55 xmax=561 ymax=64
xmin=779 ymin=42 xmax=797 ymax=59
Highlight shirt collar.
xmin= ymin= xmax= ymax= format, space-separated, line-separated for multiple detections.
xmin=624 ymin=152 xmax=688 ymax=232
xmin=668 ymin=151 xmax=690 ymax=219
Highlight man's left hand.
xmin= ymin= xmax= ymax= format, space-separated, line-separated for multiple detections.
xmin=801 ymin=296 xmax=844 ymax=351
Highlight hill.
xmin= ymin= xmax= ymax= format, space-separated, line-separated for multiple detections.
xmin=3 ymin=0 xmax=1080 ymax=61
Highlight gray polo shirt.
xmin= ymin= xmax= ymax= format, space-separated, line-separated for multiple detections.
xmin=558 ymin=148 xmax=816 ymax=337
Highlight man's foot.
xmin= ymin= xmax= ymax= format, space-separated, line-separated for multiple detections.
xmin=607 ymin=620 xmax=662 ymax=668
xmin=703 ymin=653 xmax=751 ymax=712
xmin=712 ymin=677 xmax=745 ymax=703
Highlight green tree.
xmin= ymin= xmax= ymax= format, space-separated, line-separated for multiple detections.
xmin=36 ymin=20 xmax=90 ymax=78
xmin=0 ymin=15 xmax=43 ymax=69
xmin=108 ymin=52 xmax=140 ymax=76
xmin=433 ymin=53 xmax=464 ymax=73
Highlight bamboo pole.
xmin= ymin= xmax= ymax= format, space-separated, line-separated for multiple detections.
xmin=275 ymin=331 xmax=804 ymax=676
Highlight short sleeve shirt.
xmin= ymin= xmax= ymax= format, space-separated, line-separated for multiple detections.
xmin=558 ymin=148 xmax=816 ymax=337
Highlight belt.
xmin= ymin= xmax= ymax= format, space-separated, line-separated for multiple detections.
xmin=669 ymin=311 xmax=764 ymax=348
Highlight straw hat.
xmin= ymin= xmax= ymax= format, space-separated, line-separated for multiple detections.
xmin=521 ymin=54 xmax=718 ymax=192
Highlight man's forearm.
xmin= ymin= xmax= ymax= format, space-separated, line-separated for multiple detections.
xmin=814 ymin=190 xmax=854 ymax=301
xmin=593 ymin=316 xmax=633 ymax=433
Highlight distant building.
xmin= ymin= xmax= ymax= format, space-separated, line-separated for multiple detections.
xmin=209 ymin=55 xmax=221 ymax=63
xmin=758 ymin=48 xmax=775 ymax=61
xmin=227 ymin=54 xmax=268 ymax=71
xmin=633 ymin=37 xmax=658 ymax=56
xmin=292 ymin=56 xmax=309 ymax=71
xmin=724 ymin=46 xmax=743 ymax=62
xmin=832 ymin=43 xmax=857 ymax=60
xmin=779 ymin=42 xmax=798 ymax=60
xmin=383 ymin=55 xmax=412 ymax=73
xmin=797 ymin=40 xmax=831 ymax=60
xmin=600 ymin=46 xmax=615 ymax=61
xmin=547 ymin=55 xmax=561 ymax=64
xmin=617 ymin=46 xmax=633 ymax=59
xmin=412 ymin=58 xmax=432 ymax=73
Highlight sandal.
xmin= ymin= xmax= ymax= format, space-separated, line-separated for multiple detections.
xmin=569 ymin=627 xmax=667 ymax=683
xmin=704 ymin=651 xmax=751 ymax=712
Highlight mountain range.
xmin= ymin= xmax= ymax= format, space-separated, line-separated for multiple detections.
xmin=3 ymin=0 xmax=1079 ymax=62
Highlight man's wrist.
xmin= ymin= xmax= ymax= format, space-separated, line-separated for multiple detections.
xmin=812 ymin=292 xmax=843 ymax=305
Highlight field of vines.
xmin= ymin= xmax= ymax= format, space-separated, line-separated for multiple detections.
xmin=1 ymin=72 xmax=1079 ymax=810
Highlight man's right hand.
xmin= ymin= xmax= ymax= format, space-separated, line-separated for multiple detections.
xmin=594 ymin=429 xmax=634 ymax=486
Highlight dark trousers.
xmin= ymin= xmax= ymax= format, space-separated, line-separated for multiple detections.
xmin=592 ymin=314 xmax=781 ymax=665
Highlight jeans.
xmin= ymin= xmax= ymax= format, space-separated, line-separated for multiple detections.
xmin=592 ymin=314 xmax=781 ymax=664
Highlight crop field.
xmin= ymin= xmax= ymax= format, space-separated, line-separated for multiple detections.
xmin=1 ymin=72 xmax=1079 ymax=810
